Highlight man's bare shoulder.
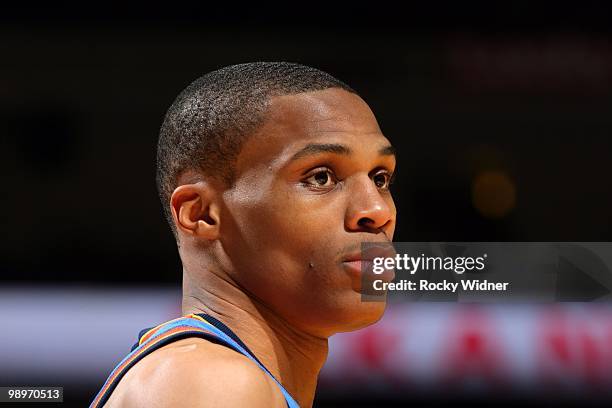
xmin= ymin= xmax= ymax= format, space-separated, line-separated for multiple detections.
xmin=103 ymin=337 xmax=286 ymax=408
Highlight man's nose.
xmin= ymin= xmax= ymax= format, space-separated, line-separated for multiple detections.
xmin=345 ymin=176 xmax=394 ymax=234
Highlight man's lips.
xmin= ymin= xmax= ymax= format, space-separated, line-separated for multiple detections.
xmin=342 ymin=259 xmax=374 ymax=271
xmin=341 ymin=244 xmax=397 ymax=264
xmin=340 ymin=244 xmax=397 ymax=280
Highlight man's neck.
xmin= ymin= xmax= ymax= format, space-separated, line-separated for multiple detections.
xmin=182 ymin=269 xmax=328 ymax=408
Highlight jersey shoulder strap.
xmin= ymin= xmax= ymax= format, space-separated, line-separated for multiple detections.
xmin=90 ymin=314 xmax=300 ymax=408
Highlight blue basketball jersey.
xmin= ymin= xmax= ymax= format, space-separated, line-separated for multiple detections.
xmin=90 ymin=313 xmax=300 ymax=408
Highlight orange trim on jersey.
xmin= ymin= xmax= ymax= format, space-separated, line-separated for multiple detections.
xmin=138 ymin=316 xmax=187 ymax=346
xmin=91 ymin=324 xmax=218 ymax=408
xmin=138 ymin=315 xmax=214 ymax=346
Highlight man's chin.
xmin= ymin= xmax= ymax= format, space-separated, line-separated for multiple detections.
xmin=289 ymin=289 xmax=389 ymax=337
xmin=330 ymin=295 xmax=388 ymax=334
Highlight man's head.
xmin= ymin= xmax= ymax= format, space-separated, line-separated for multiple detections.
xmin=157 ymin=62 xmax=396 ymax=337
xmin=157 ymin=62 xmax=356 ymax=236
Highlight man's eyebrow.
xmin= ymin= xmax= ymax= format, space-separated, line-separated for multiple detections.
xmin=289 ymin=143 xmax=352 ymax=162
xmin=379 ymin=145 xmax=396 ymax=157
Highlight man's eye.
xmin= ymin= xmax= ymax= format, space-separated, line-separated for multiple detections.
xmin=373 ymin=172 xmax=393 ymax=189
xmin=305 ymin=169 xmax=336 ymax=187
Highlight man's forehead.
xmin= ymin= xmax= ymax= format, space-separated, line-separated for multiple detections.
xmin=266 ymin=88 xmax=382 ymax=135
xmin=234 ymin=88 xmax=389 ymax=173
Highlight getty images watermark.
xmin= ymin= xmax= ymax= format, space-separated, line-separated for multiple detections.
xmin=360 ymin=242 xmax=612 ymax=302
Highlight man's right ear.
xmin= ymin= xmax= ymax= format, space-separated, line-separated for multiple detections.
xmin=170 ymin=182 xmax=221 ymax=240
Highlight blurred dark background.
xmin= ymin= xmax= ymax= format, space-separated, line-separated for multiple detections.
xmin=2 ymin=2 xmax=612 ymax=407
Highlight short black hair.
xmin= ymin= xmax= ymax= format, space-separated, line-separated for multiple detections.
xmin=156 ymin=61 xmax=357 ymax=239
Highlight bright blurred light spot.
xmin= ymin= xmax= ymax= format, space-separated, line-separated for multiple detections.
xmin=472 ymin=170 xmax=516 ymax=218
